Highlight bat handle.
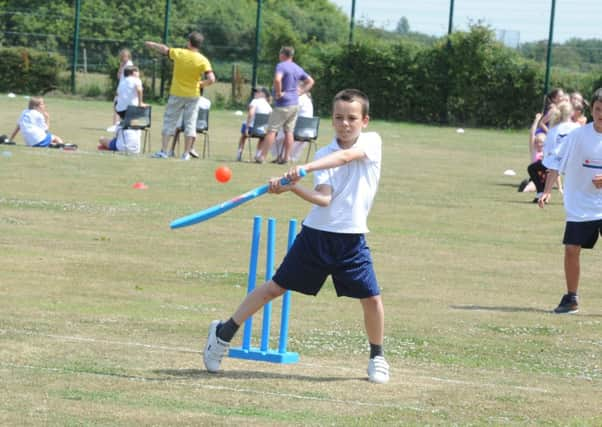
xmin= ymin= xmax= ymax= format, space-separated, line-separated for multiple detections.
xmin=279 ymin=167 xmax=307 ymax=185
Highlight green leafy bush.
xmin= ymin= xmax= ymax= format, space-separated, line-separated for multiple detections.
xmin=0 ymin=47 xmax=66 ymax=95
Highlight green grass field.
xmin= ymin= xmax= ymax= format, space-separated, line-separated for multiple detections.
xmin=1 ymin=95 xmax=601 ymax=426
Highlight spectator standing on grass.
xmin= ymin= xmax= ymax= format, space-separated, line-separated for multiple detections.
xmin=255 ymin=46 xmax=314 ymax=164
xmin=203 ymin=89 xmax=390 ymax=384
xmin=9 ymin=97 xmax=67 ymax=148
xmin=271 ymin=85 xmax=314 ymax=162
xmin=538 ymin=88 xmax=602 ymax=314
xmin=146 ymin=31 xmax=215 ymax=160
xmin=108 ymin=48 xmax=134 ymax=132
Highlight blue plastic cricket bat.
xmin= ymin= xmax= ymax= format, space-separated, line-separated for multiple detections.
xmin=170 ymin=169 xmax=306 ymax=229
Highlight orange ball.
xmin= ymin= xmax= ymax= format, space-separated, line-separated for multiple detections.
xmin=215 ymin=165 xmax=232 ymax=183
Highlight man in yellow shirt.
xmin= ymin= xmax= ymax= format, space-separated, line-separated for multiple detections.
xmin=145 ymin=32 xmax=215 ymax=160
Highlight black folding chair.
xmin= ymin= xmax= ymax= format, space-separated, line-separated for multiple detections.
xmin=121 ymin=105 xmax=152 ymax=153
xmin=172 ymin=107 xmax=210 ymax=158
xmin=293 ymin=116 xmax=320 ymax=162
xmin=246 ymin=113 xmax=270 ymax=161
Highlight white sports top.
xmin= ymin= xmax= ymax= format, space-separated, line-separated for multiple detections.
xmin=558 ymin=123 xmax=602 ymax=222
xmin=18 ymin=109 xmax=47 ymax=146
xmin=303 ymin=132 xmax=382 ymax=234
xmin=542 ymin=121 xmax=580 ymax=170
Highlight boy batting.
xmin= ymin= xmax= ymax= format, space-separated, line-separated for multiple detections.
xmin=202 ymin=89 xmax=389 ymax=383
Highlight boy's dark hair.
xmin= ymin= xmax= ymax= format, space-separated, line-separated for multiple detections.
xmin=279 ymin=46 xmax=295 ymax=58
xmin=590 ymin=88 xmax=602 ymax=107
xmin=333 ymin=89 xmax=370 ymax=117
xmin=255 ymin=86 xmax=271 ymax=102
xmin=123 ymin=65 xmax=138 ymax=77
xmin=188 ymin=31 xmax=204 ymax=49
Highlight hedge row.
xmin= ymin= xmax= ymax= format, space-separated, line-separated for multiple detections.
xmin=310 ymin=26 xmax=600 ymax=128
xmin=4 ymin=27 xmax=600 ymax=128
xmin=0 ymin=47 xmax=66 ymax=95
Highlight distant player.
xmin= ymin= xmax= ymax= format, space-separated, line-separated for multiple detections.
xmin=203 ymin=89 xmax=390 ymax=384
xmin=539 ymin=88 xmax=602 ymax=314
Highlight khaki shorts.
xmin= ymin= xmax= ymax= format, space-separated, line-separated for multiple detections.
xmin=267 ymin=105 xmax=299 ymax=133
xmin=162 ymin=96 xmax=201 ymax=137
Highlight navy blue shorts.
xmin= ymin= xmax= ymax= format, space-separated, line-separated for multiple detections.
xmin=563 ymin=220 xmax=602 ymax=249
xmin=240 ymin=123 xmax=258 ymax=135
xmin=272 ymin=225 xmax=380 ymax=299
xmin=32 ymin=133 xmax=52 ymax=147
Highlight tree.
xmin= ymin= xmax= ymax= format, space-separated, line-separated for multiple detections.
xmin=396 ymin=17 xmax=410 ymax=35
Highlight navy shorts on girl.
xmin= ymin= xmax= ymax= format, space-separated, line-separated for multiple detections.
xmin=563 ymin=220 xmax=602 ymax=249
xmin=272 ymin=225 xmax=380 ymax=298
xmin=33 ymin=133 xmax=52 ymax=147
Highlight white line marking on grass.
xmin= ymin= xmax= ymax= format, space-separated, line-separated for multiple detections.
xmin=3 ymin=328 xmax=550 ymax=394
xmin=12 ymin=146 xmax=151 ymax=160
xmin=1 ymin=329 xmax=201 ymax=354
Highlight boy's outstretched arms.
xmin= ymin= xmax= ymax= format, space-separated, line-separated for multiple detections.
xmin=268 ymin=144 xmax=368 ymax=206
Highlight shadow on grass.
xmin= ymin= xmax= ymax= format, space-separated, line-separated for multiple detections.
xmin=495 ymin=182 xmax=523 ymax=189
xmin=154 ymin=368 xmax=363 ymax=383
xmin=450 ymin=305 xmax=602 ymax=317
xmin=450 ymin=305 xmax=551 ymax=314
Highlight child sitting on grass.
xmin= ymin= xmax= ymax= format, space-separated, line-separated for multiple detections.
xmin=9 ymin=97 xmax=73 ymax=149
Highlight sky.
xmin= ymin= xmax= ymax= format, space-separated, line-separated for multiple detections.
xmin=328 ymin=0 xmax=602 ymax=43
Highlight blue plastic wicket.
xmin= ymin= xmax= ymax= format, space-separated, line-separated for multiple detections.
xmin=228 ymin=216 xmax=300 ymax=364
xmin=240 ymin=216 xmax=261 ymax=352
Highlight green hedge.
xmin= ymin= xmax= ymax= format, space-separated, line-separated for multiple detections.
xmin=0 ymin=47 xmax=66 ymax=95
xmin=310 ymin=26 xmax=599 ymax=128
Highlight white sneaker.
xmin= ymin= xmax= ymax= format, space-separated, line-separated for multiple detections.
xmin=181 ymin=153 xmax=191 ymax=161
xmin=167 ymin=151 xmax=175 ymax=158
xmin=367 ymin=356 xmax=390 ymax=384
xmin=203 ymin=320 xmax=229 ymax=373
xmin=152 ymin=151 xmax=168 ymax=159
xmin=189 ymin=148 xmax=199 ymax=158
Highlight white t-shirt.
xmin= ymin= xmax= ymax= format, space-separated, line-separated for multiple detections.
xmin=247 ymin=98 xmax=272 ymax=127
xmin=557 ymin=123 xmax=602 ymax=222
xmin=116 ymin=75 xmax=142 ymax=112
xmin=542 ymin=121 xmax=580 ymax=170
xmin=115 ymin=127 xmax=141 ymax=153
xmin=199 ymin=96 xmax=212 ymax=110
xmin=303 ymin=132 xmax=382 ymax=234
xmin=18 ymin=109 xmax=47 ymax=146
xmin=298 ymin=94 xmax=313 ymax=118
